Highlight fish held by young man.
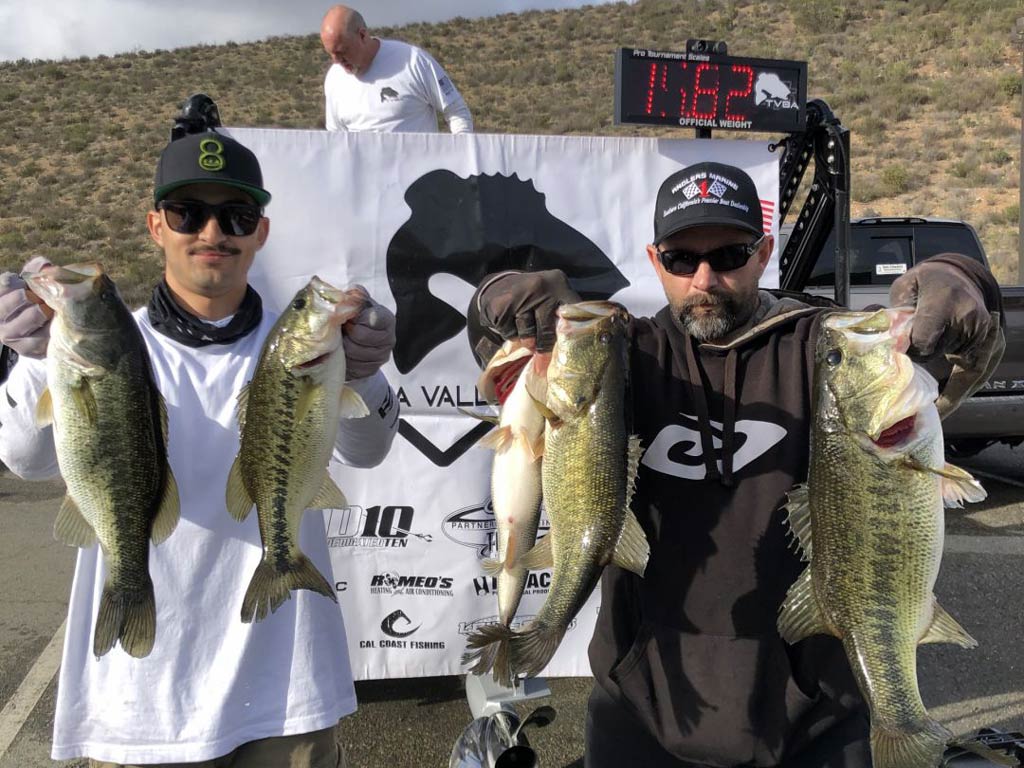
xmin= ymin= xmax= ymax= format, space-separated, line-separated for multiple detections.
xmin=227 ymin=277 xmax=368 ymax=623
xmin=26 ymin=262 xmax=179 ymax=659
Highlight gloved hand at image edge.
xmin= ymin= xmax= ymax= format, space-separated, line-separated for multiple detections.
xmin=0 ymin=256 xmax=54 ymax=358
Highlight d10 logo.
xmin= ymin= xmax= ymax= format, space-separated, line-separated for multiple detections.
xmin=325 ymin=505 xmax=433 ymax=548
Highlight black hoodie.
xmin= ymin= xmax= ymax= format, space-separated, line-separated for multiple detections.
xmin=590 ymin=250 xmax=1003 ymax=766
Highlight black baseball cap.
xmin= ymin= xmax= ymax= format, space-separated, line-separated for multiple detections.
xmin=153 ymin=131 xmax=271 ymax=206
xmin=653 ymin=162 xmax=763 ymax=244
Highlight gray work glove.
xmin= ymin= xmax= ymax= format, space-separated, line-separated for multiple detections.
xmin=0 ymin=256 xmax=54 ymax=358
xmin=889 ymin=259 xmax=992 ymax=362
xmin=474 ymin=269 xmax=581 ymax=354
xmin=343 ymin=286 xmax=396 ymax=380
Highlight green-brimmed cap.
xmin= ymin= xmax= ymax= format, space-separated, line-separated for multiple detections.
xmin=153 ymin=131 xmax=271 ymax=206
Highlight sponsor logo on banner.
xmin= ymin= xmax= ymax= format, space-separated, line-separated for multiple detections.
xmin=444 ymin=500 xmax=550 ymax=559
xmin=335 ymin=581 xmax=348 ymax=592
xmin=472 ymin=572 xmax=551 ymax=597
xmin=458 ymin=614 xmax=578 ymax=635
xmin=358 ymin=610 xmax=447 ymax=650
xmin=325 ymin=505 xmax=432 ymax=549
xmin=370 ymin=573 xmax=455 ymax=597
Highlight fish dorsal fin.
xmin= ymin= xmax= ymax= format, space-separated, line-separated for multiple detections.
xmin=519 ymin=534 xmax=554 ymax=571
xmin=777 ymin=568 xmax=834 ymax=643
xmin=310 ymin=474 xmax=348 ymax=510
xmin=53 ymin=495 xmax=97 ymax=548
xmin=235 ymin=382 xmax=250 ymax=432
xmin=151 ymin=467 xmax=180 ymax=545
xmin=158 ymin=391 xmax=170 ymax=449
xmin=225 ymin=455 xmax=253 ymax=521
xmin=611 ymin=508 xmax=649 ymax=577
xmin=624 ymin=435 xmax=642 ymax=508
xmin=919 ymin=598 xmax=977 ymax=648
xmin=783 ymin=484 xmax=813 ymax=561
xmin=35 ymin=388 xmax=53 ymax=427
xmin=478 ymin=425 xmax=513 ymax=452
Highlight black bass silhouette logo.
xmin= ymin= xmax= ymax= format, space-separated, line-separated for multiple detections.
xmin=386 ymin=170 xmax=629 ymax=465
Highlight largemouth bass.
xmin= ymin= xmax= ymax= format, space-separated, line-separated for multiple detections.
xmin=227 ymin=278 xmax=368 ymax=623
xmin=463 ymin=301 xmax=648 ymax=686
xmin=778 ymin=308 xmax=986 ymax=768
xmin=25 ymin=263 xmax=179 ymax=659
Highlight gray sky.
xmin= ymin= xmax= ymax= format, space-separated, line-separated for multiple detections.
xmin=0 ymin=0 xmax=631 ymax=62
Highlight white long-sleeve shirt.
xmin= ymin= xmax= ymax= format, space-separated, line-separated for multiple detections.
xmin=0 ymin=305 xmax=400 ymax=764
xmin=324 ymin=39 xmax=474 ymax=134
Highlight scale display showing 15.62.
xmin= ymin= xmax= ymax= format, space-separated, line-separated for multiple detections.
xmin=614 ymin=47 xmax=807 ymax=133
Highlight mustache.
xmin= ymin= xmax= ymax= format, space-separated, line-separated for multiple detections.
xmin=682 ymin=291 xmax=729 ymax=309
xmin=188 ymin=245 xmax=241 ymax=257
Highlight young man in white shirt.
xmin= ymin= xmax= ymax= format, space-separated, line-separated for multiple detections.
xmin=320 ymin=4 xmax=474 ymax=134
xmin=0 ymin=112 xmax=400 ymax=768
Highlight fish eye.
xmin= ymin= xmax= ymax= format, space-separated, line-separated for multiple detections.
xmin=826 ymin=349 xmax=843 ymax=366
xmin=291 ymin=297 xmax=306 ymax=310
xmin=599 ymin=333 xmax=611 ymax=344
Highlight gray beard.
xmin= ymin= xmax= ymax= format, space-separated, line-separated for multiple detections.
xmin=669 ymin=289 xmax=757 ymax=342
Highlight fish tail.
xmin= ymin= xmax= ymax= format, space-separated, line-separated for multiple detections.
xmin=240 ymin=555 xmax=337 ymax=624
xmin=510 ymin=622 xmax=565 ymax=680
xmin=871 ymin=718 xmax=950 ymax=768
xmin=462 ymin=622 xmax=516 ymax=688
xmin=93 ymin=583 xmax=156 ymax=659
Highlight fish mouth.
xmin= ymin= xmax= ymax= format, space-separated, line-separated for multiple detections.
xmin=296 ymin=351 xmax=333 ymax=370
xmin=872 ymin=415 xmax=916 ymax=448
xmin=22 ymin=263 xmax=103 ymax=309
xmin=556 ymin=300 xmax=627 ymax=336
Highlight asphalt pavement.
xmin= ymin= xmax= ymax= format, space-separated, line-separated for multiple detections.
xmin=1 ymin=442 xmax=1023 ymax=768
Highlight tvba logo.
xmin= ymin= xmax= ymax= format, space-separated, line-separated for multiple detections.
xmin=370 ymin=572 xmax=454 ymax=597
xmin=325 ymin=505 xmax=433 ymax=548
xmin=443 ymin=500 xmax=550 ymax=559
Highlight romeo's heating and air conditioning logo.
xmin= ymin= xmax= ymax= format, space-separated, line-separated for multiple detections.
xmin=385 ymin=170 xmax=629 ymax=467
xmin=324 ymin=504 xmax=433 ymax=549
xmin=442 ymin=499 xmax=550 ymax=559
xmin=370 ymin=572 xmax=454 ymax=597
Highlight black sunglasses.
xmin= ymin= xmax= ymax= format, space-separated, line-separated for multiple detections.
xmin=657 ymin=233 xmax=766 ymax=276
xmin=158 ymin=200 xmax=263 ymax=237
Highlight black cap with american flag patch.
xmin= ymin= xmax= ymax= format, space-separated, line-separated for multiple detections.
xmin=653 ymin=162 xmax=764 ymax=245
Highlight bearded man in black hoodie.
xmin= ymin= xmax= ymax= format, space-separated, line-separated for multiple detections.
xmin=465 ymin=161 xmax=1002 ymax=768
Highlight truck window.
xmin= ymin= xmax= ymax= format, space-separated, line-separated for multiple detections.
xmin=911 ymin=224 xmax=985 ymax=265
xmin=806 ymin=230 xmax=913 ymax=287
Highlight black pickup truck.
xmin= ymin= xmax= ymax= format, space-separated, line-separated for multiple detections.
xmin=774 ymin=101 xmax=1024 ymax=456
xmin=782 ymin=216 xmax=1024 ymax=456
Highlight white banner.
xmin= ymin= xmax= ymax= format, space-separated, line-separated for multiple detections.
xmin=227 ymin=128 xmax=779 ymax=680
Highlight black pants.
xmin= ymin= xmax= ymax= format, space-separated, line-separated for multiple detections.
xmin=584 ymin=684 xmax=871 ymax=768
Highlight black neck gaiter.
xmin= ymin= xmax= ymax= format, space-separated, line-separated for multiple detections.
xmin=147 ymin=279 xmax=262 ymax=348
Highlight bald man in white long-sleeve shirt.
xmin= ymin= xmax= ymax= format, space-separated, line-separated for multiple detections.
xmin=320 ymin=5 xmax=474 ymax=134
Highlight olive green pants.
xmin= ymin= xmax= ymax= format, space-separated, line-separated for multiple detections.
xmin=87 ymin=725 xmax=347 ymax=768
